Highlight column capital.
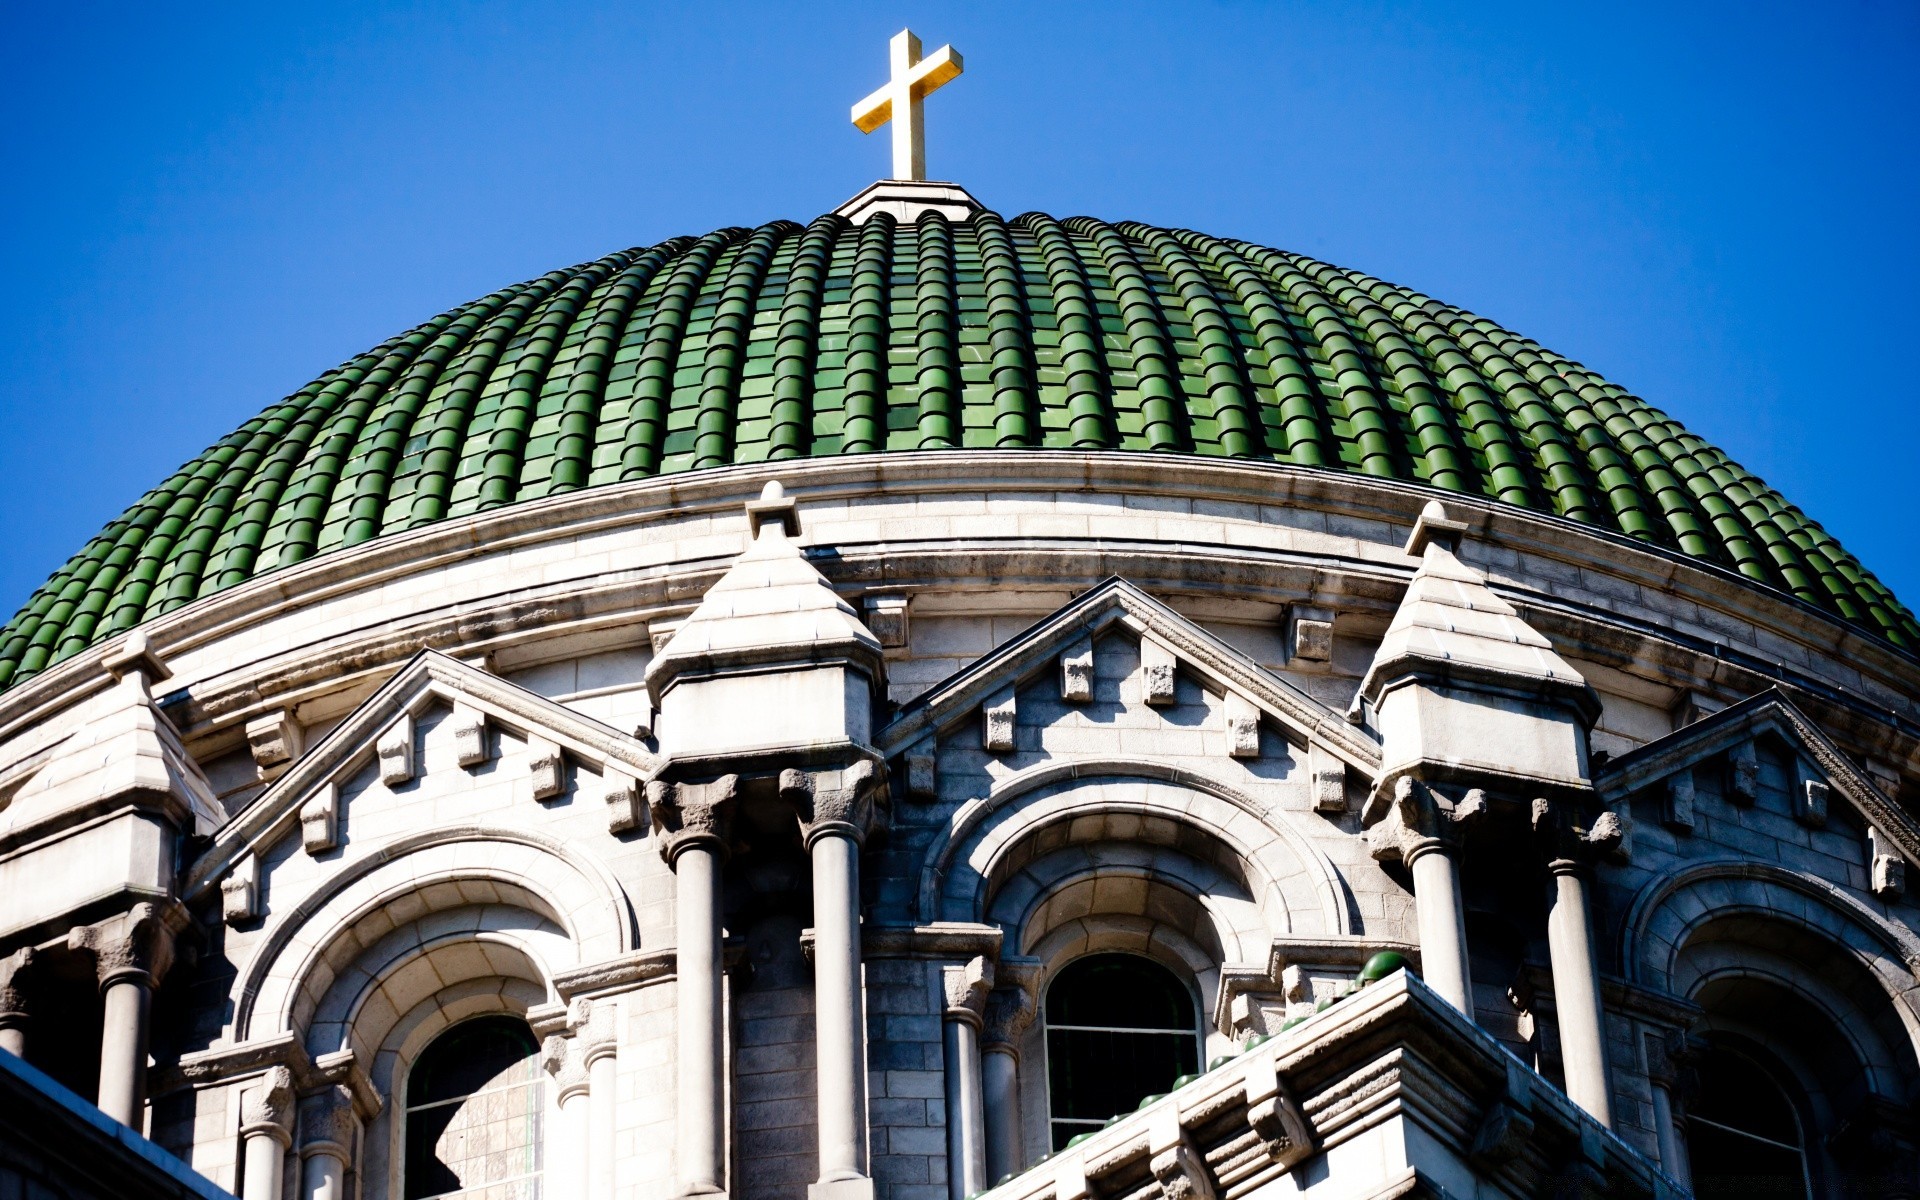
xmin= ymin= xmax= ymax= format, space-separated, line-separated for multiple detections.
xmin=1366 ymin=777 xmax=1485 ymax=866
xmin=68 ymin=901 xmax=189 ymax=991
xmin=240 ymin=1065 xmax=296 ymax=1146
xmin=782 ymin=756 xmax=888 ymax=849
xmin=539 ymin=1033 xmax=591 ymax=1104
xmin=648 ymin=774 xmax=740 ymax=866
xmin=1530 ymin=796 xmax=1626 ymax=872
xmin=297 ymin=1083 xmax=359 ymax=1162
xmin=941 ymin=956 xmax=993 ymax=1027
xmin=0 ymin=946 xmax=37 ymax=1027
xmin=982 ymin=981 xmax=1037 ymax=1052
xmin=567 ymin=995 xmax=619 ymax=1067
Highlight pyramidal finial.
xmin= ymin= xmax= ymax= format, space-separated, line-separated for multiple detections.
xmin=1404 ymin=500 xmax=1470 ymax=558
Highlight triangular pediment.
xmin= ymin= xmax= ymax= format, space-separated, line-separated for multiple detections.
xmin=876 ymin=577 xmax=1380 ymax=773
xmin=184 ymin=651 xmax=658 ymax=900
xmin=1596 ymin=688 xmax=1920 ymax=865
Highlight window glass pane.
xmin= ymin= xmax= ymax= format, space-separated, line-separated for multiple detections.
xmin=1045 ymin=954 xmax=1199 ymax=1150
xmin=1687 ymin=1046 xmax=1810 ymax=1200
xmin=405 ymin=1016 xmax=544 ymax=1200
xmin=1044 ymin=953 xmax=1193 ymax=1030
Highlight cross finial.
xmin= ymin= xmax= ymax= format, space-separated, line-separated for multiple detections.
xmin=851 ymin=29 xmax=964 ymax=182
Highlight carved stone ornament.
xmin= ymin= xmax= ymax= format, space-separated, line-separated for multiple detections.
xmin=298 ymin=1084 xmax=359 ymax=1158
xmin=246 ymin=710 xmax=304 ymax=775
xmin=1531 ymin=796 xmax=1627 ymax=868
xmin=1663 ymin=770 xmax=1696 ymax=833
xmin=941 ymin=956 xmax=993 ymax=1025
xmin=864 ymin=594 xmax=910 ymax=649
xmin=1366 ymin=776 xmax=1447 ymax=865
xmin=1148 ymin=1105 xmax=1218 ymax=1200
xmin=1225 ymin=690 xmax=1261 ymax=759
xmin=1309 ymin=745 xmax=1347 ymax=814
xmin=982 ymin=982 xmax=1037 ymax=1051
xmin=905 ymin=748 xmax=937 ymax=800
xmin=1869 ymin=826 xmax=1908 ymax=899
xmin=782 ymin=759 xmax=886 ymax=846
xmin=648 ymin=774 xmax=739 ymax=864
xmin=568 ymin=995 xmax=618 ymax=1066
xmin=377 ymin=714 xmax=416 ymax=786
xmin=68 ymin=901 xmax=186 ymax=990
xmin=299 ymin=781 xmax=340 ymax=855
xmin=240 ymin=1065 xmax=296 ymax=1143
xmin=1241 ymin=1048 xmax=1314 ymax=1168
xmin=1727 ymin=740 xmax=1759 ymax=806
xmin=1469 ymin=1061 xmax=1536 ymax=1167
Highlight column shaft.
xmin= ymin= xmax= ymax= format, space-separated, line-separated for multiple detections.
xmin=981 ymin=1047 xmax=1020 ymax=1184
xmin=1546 ymin=864 xmax=1613 ymax=1126
xmin=97 ymin=975 xmax=152 ymax=1127
xmin=1651 ymin=1082 xmax=1691 ymax=1188
xmin=943 ymin=1017 xmax=987 ymax=1200
xmin=675 ymin=842 xmax=727 ymax=1195
xmin=300 ymin=1153 xmax=347 ymax=1200
xmin=588 ymin=1051 xmax=618 ymax=1198
xmin=811 ymin=829 xmax=869 ymax=1187
xmin=0 ymin=1022 xmax=24 ymax=1058
xmin=551 ymin=1091 xmax=587 ymax=1199
xmin=1407 ymin=844 xmax=1473 ymax=1016
xmin=241 ymin=1131 xmax=288 ymax=1200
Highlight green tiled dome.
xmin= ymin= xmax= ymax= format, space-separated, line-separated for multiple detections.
xmin=4 ymin=210 xmax=1912 ymax=688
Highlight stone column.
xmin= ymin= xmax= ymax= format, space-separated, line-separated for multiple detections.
xmin=298 ymin=1085 xmax=357 ymax=1200
xmin=980 ymin=981 xmax=1037 ymax=1185
xmin=540 ymin=1034 xmax=590 ymax=1200
xmin=239 ymin=1066 xmax=295 ymax=1200
xmin=941 ymin=958 xmax=993 ymax=1200
xmin=786 ymin=760 xmax=886 ymax=1200
xmin=1645 ymin=1032 xmax=1693 ymax=1189
xmin=0 ymin=947 xmax=36 ymax=1058
xmin=1534 ymin=798 xmax=1619 ymax=1128
xmin=573 ymin=996 xmax=620 ymax=1200
xmin=649 ymin=775 xmax=738 ymax=1198
xmin=69 ymin=902 xmax=183 ymax=1128
xmin=1367 ymin=778 xmax=1476 ymax=1016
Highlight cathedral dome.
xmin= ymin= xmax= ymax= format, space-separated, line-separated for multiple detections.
xmin=4 ymin=208 xmax=1911 ymax=689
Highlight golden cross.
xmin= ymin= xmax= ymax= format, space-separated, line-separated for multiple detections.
xmin=850 ymin=29 xmax=964 ymax=182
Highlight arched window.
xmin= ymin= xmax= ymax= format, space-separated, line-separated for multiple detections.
xmin=404 ymin=1015 xmax=545 ymax=1199
xmin=1687 ymin=1044 xmax=1813 ymax=1200
xmin=1044 ymin=953 xmax=1201 ymax=1150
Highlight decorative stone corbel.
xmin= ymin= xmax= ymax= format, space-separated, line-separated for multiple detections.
xmin=245 ymin=710 xmax=304 ymax=779
xmin=450 ymin=702 xmax=488 ymax=768
xmin=1224 ymin=691 xmax=1260 ymax=759
xmin=1366 ymin=777 xmax=1454 ymax=865
xmin=864 ymin=594 xmax=911 ymax=649
xmin=648 ymin=616 xmax=685 ymax=653
xmin=942 ymin=956 xmax=993 ymax=1026
xmin=982 ymin=685 xmax=1017 ymax=753
xmin=1286 ymin=604 xmax=1335 ymax=664
xmin=604 ymin=770 xmax=644 ymax=836
xmin=528 ymin=737 xmax=565 ymax=802
xmin=1794 ymin=763 xmax=1830 ymax=827
xmin=300 ymin=782 xmax=339 ymax=855
xmin=239 ymin=1064 xmax=296 ymax=1147
xmin=904 ymin=745 xmax=937 ymax=801
xmin=1308 ymin=745 xmax=1347 ymax=814
xmin=1470 ymin=1060 xmax=1537 ymax=1166
xmin=1061 ymin=637 xmax=1095 ymax=703
xmin=647 ymin=774 xmax=739 ymax=864
xmin=221 ymin=853 xmax=261 ymax=925
xmin=1726 ymin=740 xmax=1759 ymax=806
xmin=1148 ymin=1103 xmax=1218 ymax=1200
xmin=782 ymin=758 xmax=888 ymax=847
xmin=1242 ymin=1046 xmax=1314 ymax=1167
xmin=377 ymin=715 xmax=415 ymax=786
xmin=1140 ymin=637 xmax=1177 ymax=706
xmin=1869 ymin=826 xmax=1907 ymax=899
xmin=1531 ymin=796 xmax=1624 ymax=867
xmin=69 ymin=901 xmax=188 ymax=990
xmin=1663 ymin=770 xmax=1696 ymax=833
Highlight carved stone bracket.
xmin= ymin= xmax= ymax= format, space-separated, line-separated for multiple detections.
xmin=604 ymin=769 xmax=644 ymax=836
xmin=221 ymin=852 xmax=261 ymax=925
xmin=1530 ymin=796 xmax=1626 ymax=870
xmin=941 ymin=956 xmax=993 ymax=1026
xmin=539 ymin=1033 xmax=590 ymax=1103
xmin=1366 ymin=777 xmax=1482 ymax=866
xmin=299 ymin=782 xmax=340 ymax=855
xmin=246 ymin=710 xmax=304 ymax=780
xmin=1148 ymin=1104 xmax=1218 ymax=1200
xmin=982 ymin=960 xmax=1040 ymax=1054
xmin=377 ymin=714 xmax=416 ymax=787
xmin=781 ymin=758 xmax=888 ymax=848
xmin=1242 ymin=1047 xmax=1314 ymax=1168
xmin=450 ymin=702 xmax=489 ymax=768
xmin=297 ymin=1083 xmax=359 ymax=1161
xmin=528 ymin=737 xmax=565 ymax=802
xmin=240 ymin=1064 xmax=296 ymax=1146
xmin=68 ymin=901 xmax=189 ymax=991
xmin=1061 ymin=637 xmax=1094 ymax=704
xmin=648 ymin=774 xmax=739 ymax=865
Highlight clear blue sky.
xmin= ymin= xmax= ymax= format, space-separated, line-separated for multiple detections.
xmin=2 ymin=3 xmax=1915 ymax=619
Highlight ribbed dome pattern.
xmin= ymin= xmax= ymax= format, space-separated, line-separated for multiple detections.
xmin=4 ymin=210 xmax=1911 ymax=689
